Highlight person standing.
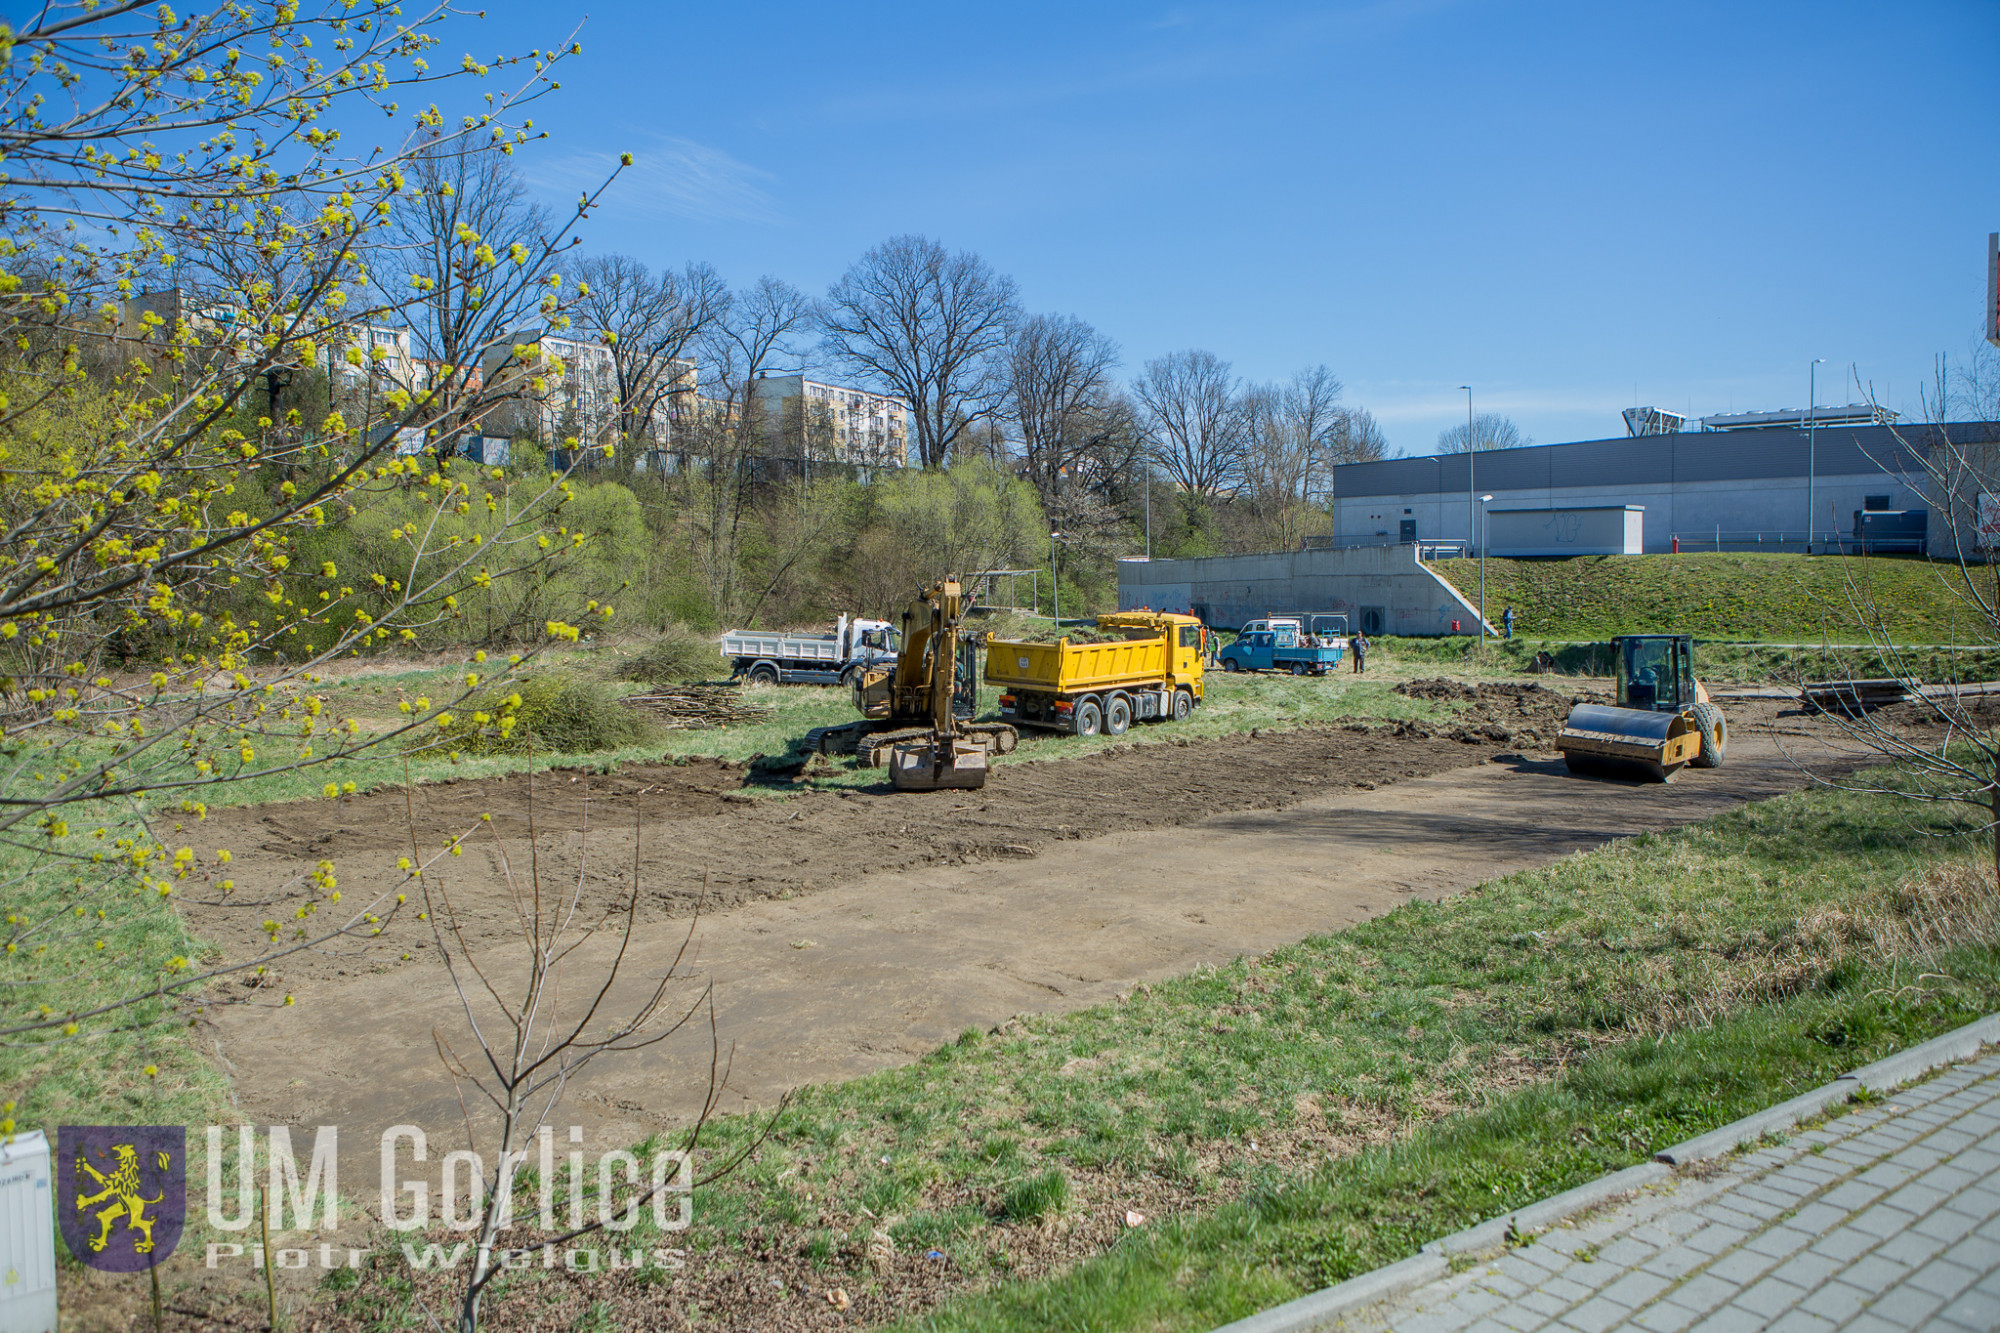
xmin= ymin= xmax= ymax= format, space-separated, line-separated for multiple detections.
xmin=1502 ymin=605 xmax=1516 ymax=639
xmin=1352 ymin=630 xmax=1369 ymax=674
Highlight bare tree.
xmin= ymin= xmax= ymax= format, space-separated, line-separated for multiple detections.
xmin=1240 ymin=366 xmax=1349 ymax=505
xmin=1331 ymin=405 xmax=1391 ymax=465
xmin=375 ymin=134 xmax=561 ymax=445
xmin=1782 ymin=386 xmax=2000 ymax=880
xmin=572 ymin=255 xmax=727 ymax=451
xmin=415 ymin=790 xmax=777 ymax=1333
xmin=1134 ymin=349 xmax=1248 ymax=498
xmin=675 ymin=277 xmax=818 ymax=625
xmin=1935 ymin=341 xmax=2000 ymax=425
xmin=709 ymin=276 xmax=816 ymax=424
xmin=820 ymin=235 xmax=1020 ymax=468
xmin=1438 ymin=412 xmax=1533 ymax=454
xmin=1006 ymin=313 xmax=1122 ymax=497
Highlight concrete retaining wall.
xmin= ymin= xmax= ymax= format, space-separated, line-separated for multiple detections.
xmin=1116 ymin=545 xmax=1490 ymax=635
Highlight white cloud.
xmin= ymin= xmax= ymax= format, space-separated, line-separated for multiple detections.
xmin=529 ymin=135 xmax=781 ymax=225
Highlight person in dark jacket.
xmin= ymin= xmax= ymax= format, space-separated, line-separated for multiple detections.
xmin=1351 ymin=631 xmax=1369 ymax=674
xmin=1502 ymin=606 xmax=1516 ymax=639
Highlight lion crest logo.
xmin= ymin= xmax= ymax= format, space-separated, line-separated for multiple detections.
xmin=57 ymin=1126 xmax=185 ymax=1271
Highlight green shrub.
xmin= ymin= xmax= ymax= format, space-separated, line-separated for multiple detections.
xmin=618 ymin=624 xmax=720 ymax=686
xmin=435 ymin=673 xmax=662 ymax=756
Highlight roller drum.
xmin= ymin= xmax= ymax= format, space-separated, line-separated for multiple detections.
xmin=1556 ymin=703 xmax=1698 ymax=783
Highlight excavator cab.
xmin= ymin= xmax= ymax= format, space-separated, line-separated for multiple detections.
xmin=953 ymin=636 xmax=980 ymax=721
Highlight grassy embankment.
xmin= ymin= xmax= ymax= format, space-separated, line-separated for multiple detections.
xmin=1372 ymin=633 xmax=2000 ymax=685
xmin=309 ymin=773 xmax=2000 ymax=1332
xmin=1429 ymin=551 xmax=1992 ymax=644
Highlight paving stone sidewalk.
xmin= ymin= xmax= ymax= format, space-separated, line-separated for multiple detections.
xmin=1336 ymin=1050 xmax=2000 ymax=1333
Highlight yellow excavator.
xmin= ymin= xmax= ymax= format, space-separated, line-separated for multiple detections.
xmin=811 ymin=579 xmax=1018 ymax=789
xmin=1557 ymin=633 xmax=1727 ymax=782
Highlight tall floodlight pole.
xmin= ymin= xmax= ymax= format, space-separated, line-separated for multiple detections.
xmin=1143 ymin=462 xmax=1152 ymax=559
xmin=1459 ymin=386 xmax=1475 ymax=554
xmin=1479 ymin=494 xmax=1493 ymax=647
xmin=1050 ymin=530 xmax=1062 ymax=625
xmin=1806 ymin=359 xmax=1824 ymax=554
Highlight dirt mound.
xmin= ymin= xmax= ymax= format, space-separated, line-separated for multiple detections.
xmin=1396 ymin=677 xmax=1481 ymax=701
xmin=1376 ymin=680 xmax=1576 ymax=750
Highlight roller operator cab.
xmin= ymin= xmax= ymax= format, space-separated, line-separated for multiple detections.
xmin=1556 ymin=633 xmax=1728 ymax=782
xmin=987 ymin=611 xmax=1206 ymax=736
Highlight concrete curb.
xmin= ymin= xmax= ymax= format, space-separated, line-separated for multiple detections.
xmin=1651 ymin=1081 xmax=1856 ymax=1167
xmin=1655 ymin=1011 xmax=2000 ymax=1165
xmin=1835 ymin=1012 xmax=2000 ymax=1092
xmin=1204 ymin=1252 xmax=1449 ymax=1333
xmin=1206 ymin=1012 xmax=2000 ymax=1333
xmin=1421 ymin=1163 xmax=1672 ymax=1257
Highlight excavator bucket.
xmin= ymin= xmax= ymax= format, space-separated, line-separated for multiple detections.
xmin=1556 ymin=703 xmax=1699 ymax=783
xmin=888 ymin=737 xmax=991 ymax=791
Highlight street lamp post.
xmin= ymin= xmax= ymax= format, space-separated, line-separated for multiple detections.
xmin=1479 ymin=494 xmax=1493 ymax=646
xmin=1460 ymin=386 xmax=1475 ymax=553
xmin=1050 ymin=530 xmax=1063 ymax=626
xmin=1805 ymin=359 xmax=1825 ymax=554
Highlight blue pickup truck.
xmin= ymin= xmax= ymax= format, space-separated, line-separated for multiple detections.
xmin=1218 ymin=615 xmax=1348 ymax=676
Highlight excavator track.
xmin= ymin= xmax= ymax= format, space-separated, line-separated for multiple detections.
xmin=810 ymin=722 xmax=1019 ymax=768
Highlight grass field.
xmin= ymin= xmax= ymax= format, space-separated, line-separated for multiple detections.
xmin=1372 ymin=633 xmax=2000 ymax=685
xmin=310 ymin=771 xmax=2000 ymax=1331
xmin=132 ymin=646 xmax=1463 ymax=811
xmin=1429 ymin=552 xmax=1999 ymax=644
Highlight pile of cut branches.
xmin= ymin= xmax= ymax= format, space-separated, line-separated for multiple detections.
xmin=624 ymin=683 xmax=773 ymax=729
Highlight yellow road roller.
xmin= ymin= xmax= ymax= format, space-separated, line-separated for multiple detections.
xmin=1557 ymin=633 xmax=1726 ymax=782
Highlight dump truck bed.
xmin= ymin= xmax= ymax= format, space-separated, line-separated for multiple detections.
xmin=985 ymin=636 xmax=1173 ymax=693
xmin=719 ymin=629 xmax=844 ymax=664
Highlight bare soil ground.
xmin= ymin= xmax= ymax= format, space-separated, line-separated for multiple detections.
xmin=143 ymin=684 xmax=1859 ymax=1333
xmin=188 ymin=680 xmax=1581 ymax=981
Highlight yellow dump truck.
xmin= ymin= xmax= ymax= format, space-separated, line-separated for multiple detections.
xmin=985 ymin=610 xmax=1206 ymax=736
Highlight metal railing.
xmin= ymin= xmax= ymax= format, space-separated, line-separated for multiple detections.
xmin=1297 ymin=535 xmax=1469 ymax=558
xmin=1667 ymin=530 xmax=1927 ymax=555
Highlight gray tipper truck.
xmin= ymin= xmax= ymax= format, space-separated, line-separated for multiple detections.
xmin=720 ymin=614 xmax=900 ymax=685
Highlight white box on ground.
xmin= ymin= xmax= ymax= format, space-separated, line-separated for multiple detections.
xmin=0 ymin=1131 xmax=56 ymax=1333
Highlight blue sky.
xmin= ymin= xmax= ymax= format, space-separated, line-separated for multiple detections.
xmin=462 ymin=0 xmax=1997 ymax=457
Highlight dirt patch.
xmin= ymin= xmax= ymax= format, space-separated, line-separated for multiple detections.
xmin=188 ymin=688 xmax=1582 ymax=987
xmin=160 ymin=696 xmax=1865 ymax=1333
xmin=1383 ymin=679 xmax=1578 ymax=749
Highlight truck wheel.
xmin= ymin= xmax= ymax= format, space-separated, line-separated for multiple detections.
xmin=749 ymin=663 xmax=779 ymax=686
xmin=1172 ymin=689 xmax=1193 ymax=721
xmin=1290 ymin=661 xmax=1308 ymax=676
xmin=840 ymin=666 xmax=861 ymax=689
xmin=1690 ymin=702 xmax=1727 ymax=768
xmin=1105 ymin=695 xmax=1131 ymax=735
xmin=1221 ymin=658 xmax=1240 ymax=672
xmin=1073 ymin=699 xmax=1103 ymax=736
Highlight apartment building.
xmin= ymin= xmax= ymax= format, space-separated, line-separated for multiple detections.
xmin=323 ymin=323 xmax=423 ymax=395
xmin=479 ymin=330 xmax=696 ymax=447
xmin=751 ymin=374 xmax=909 ymax=468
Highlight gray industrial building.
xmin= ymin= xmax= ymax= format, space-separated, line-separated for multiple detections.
xmin=1325 ymin=420 xmax=1996 ymax=556
xmin=1117 ymin=418 xmax=2000 ymax=634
